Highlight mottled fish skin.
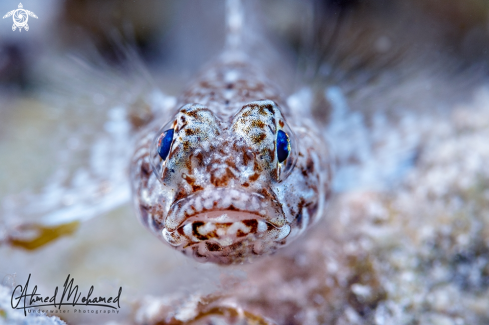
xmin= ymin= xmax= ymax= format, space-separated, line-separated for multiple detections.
xmin=130 ymin=55 xmax=332 ymax=264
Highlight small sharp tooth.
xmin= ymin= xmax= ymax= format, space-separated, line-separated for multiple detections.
xmin=197 ymin=222 xmax=216 ymax=236
xmin=228 ymin=221 xmax=250 ymax=235
xmin=257 ymin=220 xmax=268 ymax=232
xmin=183 ymin=223 xmax=193 ymax=237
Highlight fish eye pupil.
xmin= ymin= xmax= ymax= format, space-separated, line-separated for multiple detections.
xmin=277 ymin=130 xmax=290 ymax=163
xmin=158 ymin=129 xmax=174 ymax=160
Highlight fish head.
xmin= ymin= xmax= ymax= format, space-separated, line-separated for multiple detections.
xmin=135 ymin=99 xmax=330 ymax=264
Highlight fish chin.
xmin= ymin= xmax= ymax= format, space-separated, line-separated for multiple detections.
xmin=161 ymin=188 xmax=291 ymax=264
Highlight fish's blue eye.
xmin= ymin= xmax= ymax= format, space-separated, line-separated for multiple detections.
xmin=277 ymin=130 xmax=290 ymax=163
xmin=158 ymin=129 xmax=174 ymax=161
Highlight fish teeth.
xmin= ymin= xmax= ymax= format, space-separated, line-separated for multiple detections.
xmin=196 ymin=222 xmax=216 ymax=236
xmin=227 ymin=221 xmax=250 ymax=236
xmin=183 ymin=223 xmax=193 ymax=238
xmin=163 ymin=219 xmax=290 ymax=252
xmin=257 ymin=220 xmax=267 ymax=232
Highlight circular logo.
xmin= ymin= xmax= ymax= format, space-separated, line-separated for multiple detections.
xmin=13 ymin=9 xmax=28 ymax=28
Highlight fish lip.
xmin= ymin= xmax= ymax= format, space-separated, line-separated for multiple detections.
xmin=164 ymin=187 xmax=286 ymax=232
xmin=162 ymin=217 xmax=291 ymax=251
xmin=180 ymin=210 xmax=267 ymax=225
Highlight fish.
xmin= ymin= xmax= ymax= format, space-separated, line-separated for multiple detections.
xmin=0 ymin=1 xmax=330 ymax=264
xmin=1 ymin=0 xmax=411 ymax=266
xmin=130 ymin=0 xmax=332 ymax=264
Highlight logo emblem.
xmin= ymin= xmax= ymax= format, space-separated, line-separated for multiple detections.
xmin=3 ymin=3 xmax=38 ymax=32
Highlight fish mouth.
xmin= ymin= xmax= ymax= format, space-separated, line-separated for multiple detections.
xmin=161 ymin=188 xmax=290 ymax=263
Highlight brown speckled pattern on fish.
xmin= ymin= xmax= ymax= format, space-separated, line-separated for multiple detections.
xmin=131 ymin=58 xmax=332 ymax=264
